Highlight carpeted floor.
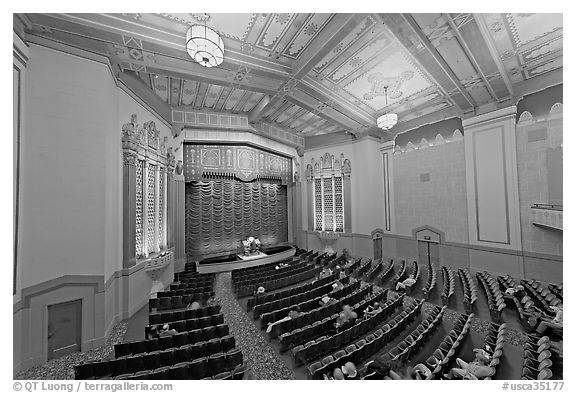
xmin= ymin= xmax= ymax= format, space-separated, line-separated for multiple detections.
xmin=15 ymin=322 xmax=129 ymax=380
xmin=213 ymin=272 xmax=296 ymax=380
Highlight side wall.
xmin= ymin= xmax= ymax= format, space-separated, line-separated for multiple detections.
xmin=301 ymin=95 xmax=562 ymax=284
xmin=13 ymin=43 xmax=174 ymax=375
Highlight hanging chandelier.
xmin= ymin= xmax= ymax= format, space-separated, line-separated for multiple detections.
xmin=185 ymin=14 xmax=224 ymax=68
xmin=377 ymin=86 xmax=398 ymax=130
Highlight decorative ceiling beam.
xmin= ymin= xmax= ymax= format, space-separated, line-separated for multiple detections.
xmin=292 ymin=13 xmax=358 ymax=78
xmin=248 ymin=94 xmax=271 ymax=123
xmin=473 ymin=14 xmax=515 ymax=98
xmin=402 ymin=13 xmax=478 ymax=110
xmin=444 ymin=15 xmax=500 ymax=102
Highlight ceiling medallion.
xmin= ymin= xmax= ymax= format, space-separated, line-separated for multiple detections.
xmin=186 ymin=14 xmax=224 ymax=68
xmin=377 ymin=86 xmax=398 ymax=131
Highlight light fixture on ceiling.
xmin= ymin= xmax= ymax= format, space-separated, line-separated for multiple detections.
xmin=376 ymin=86 xmax=398 ymax=130
xmin=185 ymin=13 xmax=224 ymax=68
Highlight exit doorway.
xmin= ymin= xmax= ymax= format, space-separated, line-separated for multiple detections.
xmin=47 ymin=299 xmax=82 ymax=360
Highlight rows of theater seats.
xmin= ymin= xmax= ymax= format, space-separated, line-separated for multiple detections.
xmin=376 ymin=259 xmax=394 ymax=285
xmin=233 ymin=252 xmax=321 ymax=298
xmin=440 ymin=266 xmax=455 ymax=305
xmin=477 ymin=271 xmax=506 ymax=322
xmin=522 ymin=335 xmax=559 ymax=379
xmin=421 ymin=260 xmax=437 ymax=299
xmin=280 ymin=288 xmax=387 ymax=352
xmin=247 ymin=272 xmax=337 ymax=312
xmin=307 ymin=297 xmax=422 ymax=379
xmin=148 ymin=271 xmax=215 ymax=312
xmin=259 ymin=276 xmax=354 ymax=328
xmin=291 ymin=287 xmax=393 ymax=367
xmin=387 ymin=305 xmax=445 ymax=367
xmin=458 ymin=269 xmax=478 ymax=314
xmin=269 ymin=280 xmax=362 ymax=338
xmin=74 ymin=260 xmax=247 ymax=380
xmin=389 ymin=259 xmax=407 ymax=288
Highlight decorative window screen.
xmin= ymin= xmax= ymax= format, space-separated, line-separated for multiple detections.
xmin=334 ymin=176 xmax=343 ymax=232
xmin=314 ymin=175 xmax=344 ymax=232
xmin=314 ymin=178 xmax=323 ymax=231
xmin=135 ymin=160 xmax=144 ymax=256
xmin=146 ymin=164 xmax=156 ymax=253
xmin=158 ymin=168 xmax=164 ymax=246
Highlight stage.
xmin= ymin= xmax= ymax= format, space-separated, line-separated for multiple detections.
xmin=195 ymin=245 xmax=296 ymax=274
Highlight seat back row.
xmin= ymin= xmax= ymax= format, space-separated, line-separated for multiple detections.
xmin=156 ymin=285 xmax=214 ymax=298
xmin=149 ymin=304 xmax=221 ymax=325
xmin=459 ymin=269 xmax=478 ymax=313
xmin=477 ymin=271 xmax=506 ymax=322
xmin=259 ymin=277 xmax=355 ymax=327
xmin=366 ymin=258 xmax=384 ymax=281
xmin=149 ymin=291 xmax=215 ymax=312
xmin=268 ymin=280 xmax=363 ymax=339
xmin=388 ymin=305 xmax=446 ymax=368
xmin=115 ymin=323 xmax=231 ymax=358
xmin=306 ymin=296 xmax=419 ymax=379
xmin=233 ymin=260 xmax=309 ymax=287
xmin=145 ymin=313 xmax=225 ymax=339
xmin=441 ymin=265 xmax=456 ymax=305
xmin=390 ymin=260 xmax=407 ymax=287
xmin=376 ymin=258 xmax=396 ymax=285
xmin=422 ymin=260 xmax=437 ymax=299
xmin=423 ymin=313 xmax=474 ymax=379
xmin=236 ymin=265 xmax=322 ymax=298
xmin=278 ymin=287 xmax=385 ymax=352
xmin=253 ymin=280 xmax=336 ymax=319
xmin=522 ymin=334 xmax=555 ymax=380
xmin=294 ymin=294 xmax=407 ymax=368
xmin=75 ymin=347 xmax=243 ymax=380
xmin=247 ymin=273 xmax=338 ymax=311
xmin=232 ymin=256 xmax=299 ymax=280
xmin=355 ymin=258 xmax=374 ymax=278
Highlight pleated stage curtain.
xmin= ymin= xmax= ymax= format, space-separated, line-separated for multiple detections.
xmin=185 ymin=180 xmax=288 ymax=257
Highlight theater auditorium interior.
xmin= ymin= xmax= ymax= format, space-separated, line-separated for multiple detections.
xmin=13 ymin=11 xmax=564 ymax=382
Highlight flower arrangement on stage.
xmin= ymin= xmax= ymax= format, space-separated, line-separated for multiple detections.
xmin=242 ymin=236 xmax=262 ymax=256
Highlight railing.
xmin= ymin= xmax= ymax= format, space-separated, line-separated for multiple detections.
xmin=531 ymin=204 xmax=563 ymax=231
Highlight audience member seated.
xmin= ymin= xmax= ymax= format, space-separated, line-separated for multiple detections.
xmin=187 ymin=300 xmax=201 ymax=310
xmin=395 ymin=274 xmax=417 ymax=292
xmin=365 ymin=357 xmax=392 ymax=379
xmin=412 ymin=363 xmax=433 ymax=380
xmin=332 ymin=368 xmax=345 ymax=380
xmin=254 ymin=286 xmax=266 ymax=298
xmin=535 ymin=304 xmax=563 ymax=335
xmin=330 ymin=280 xmax=344 ymax=293
xmin=319 ymin=295 xmax=337 ymax=307
xmin=334 ymin=305 xmax=357 ymax=333
xmin=319 ymin=267 xmax=333 ymax=280
xmin=341 ymin=362 xmax=358 ymax=380
xmin=505 ymin=284 xmax=526 ymax=300
xmin=362 ymin=301 xmax=383 ymax=320
xmin=266 ymin=307 xmax=303 ymax=333
xmin=147 ymin=325 xmax=159 ymax=340
xmin=444 ymin=347 xmax=492 ymax=379
xmin=159 ymin=324 xmax=178 ymax=337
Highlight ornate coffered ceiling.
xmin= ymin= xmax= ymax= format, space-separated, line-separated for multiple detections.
xmin=19 ymin=12 xmax=562 ymax=140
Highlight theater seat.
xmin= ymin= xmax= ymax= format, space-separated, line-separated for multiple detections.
xmin=188 ymin=357 xmax=208 ymax=380
xmin=207 ymin=353 xmax=227 ymax=375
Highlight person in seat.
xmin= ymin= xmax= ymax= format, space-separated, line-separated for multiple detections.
xmin=443 ymin=348 xmax=492 ymax=379
xmin=396 ymin=274 xmax=417 ymax=292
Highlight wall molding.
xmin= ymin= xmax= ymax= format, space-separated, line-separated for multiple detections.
xmin=301 ymin=229 xmax=562 ymax=262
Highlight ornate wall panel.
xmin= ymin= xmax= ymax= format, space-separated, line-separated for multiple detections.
xmin=183 ymin=144 xmax=292 ymax=184
xmin=185 ymin=180 xmax=288 ymax=257
xmin=158 ymin=168 xmax=165 ymax=245
xmin=146 ymin=164 xmax=156 ymax=253
xmin=135 ymin=160 xmax=144 ymax=256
